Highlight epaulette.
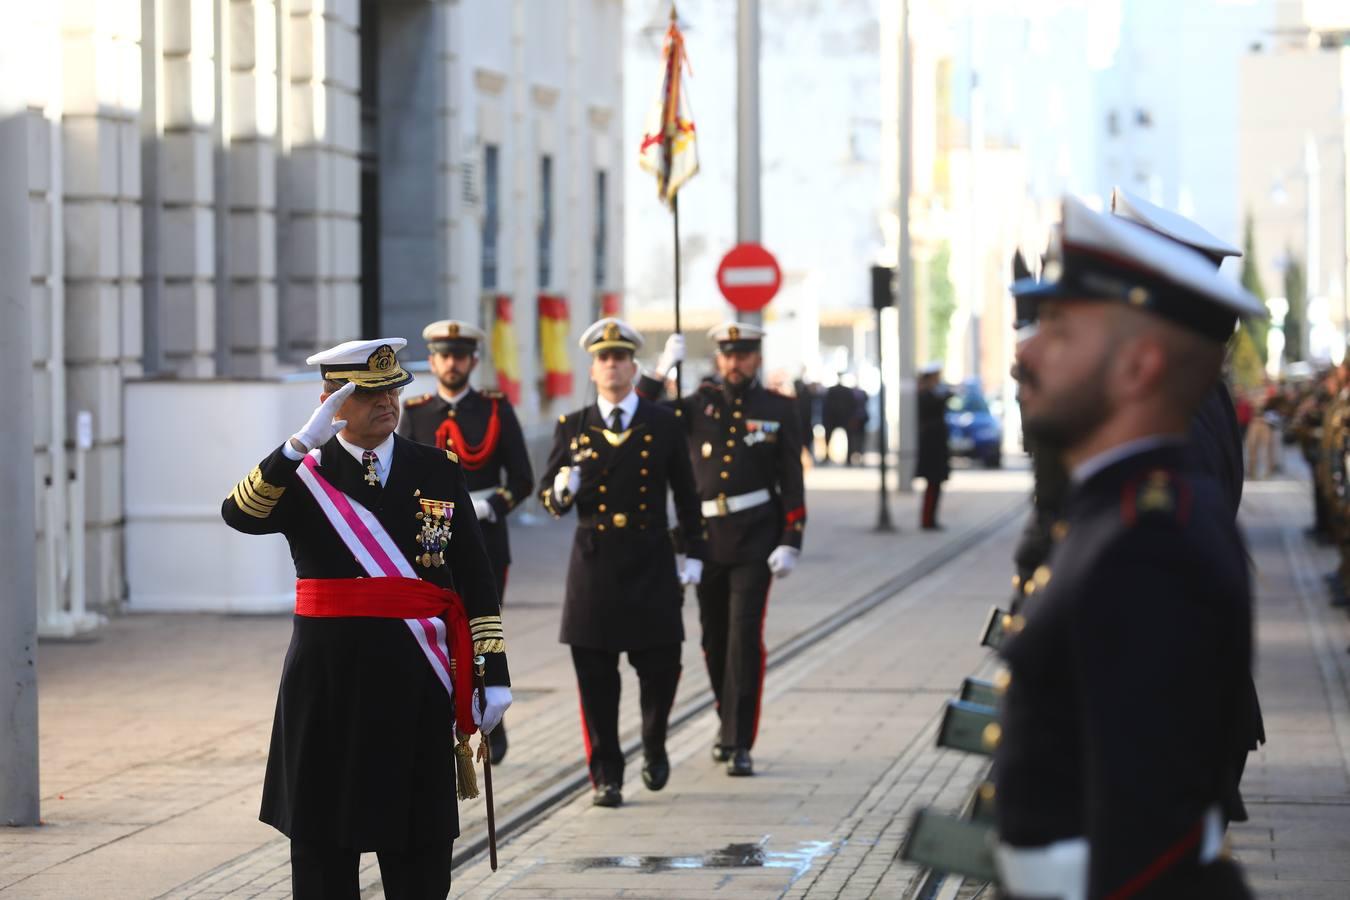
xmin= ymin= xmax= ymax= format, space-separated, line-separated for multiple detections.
xmin=446 ymin=449 xmax=459 ymax=464
xmin=1121 ymin=469 xmax=1191 ymax=527
xmin=404 ymin=392 xmax=434 ymax=408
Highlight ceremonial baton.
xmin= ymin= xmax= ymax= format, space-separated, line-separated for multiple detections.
xmin=473 ymin=655 xmax=499 ymax=870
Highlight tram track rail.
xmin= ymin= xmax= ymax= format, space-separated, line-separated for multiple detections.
xmin=450 ymin=501 xmax=1027 ymax=873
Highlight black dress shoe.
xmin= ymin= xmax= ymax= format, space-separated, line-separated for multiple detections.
xmin=642 ymin=755 xmax=670 ymax=791
xmin=727 ymin=748 xmax=754 ymax=776
xmin=592 ymin=783 xmax=623 ymax=807
xmin=489 ymin=722 xmax=508 ymax=765
xmin=711 ymin=741 xmax=731 ymax=763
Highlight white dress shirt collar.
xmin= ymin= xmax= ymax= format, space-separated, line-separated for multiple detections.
xmin=335 ymin=432 xmax=395 ymax=486
xmin=596 ymin=390 xmax=640 ymax=431
xmin=1070 ymin=433 xmax=1186 ymax=486
xmin=437 ymin=385 xmax=472 ymax=407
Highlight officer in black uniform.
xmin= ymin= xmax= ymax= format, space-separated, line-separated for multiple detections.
xmin=637 ymin=321 xmax=806 ymax=776
xmin=397 ymin=319 xmax=534 ymax=764
xmin=538 ymin=318 xmax=706 ymax=808
xmin=221 ymin=337 xmax=511 ymax=900
xmin=915 ymin=361 xmax=951 ymax=530
xmin=992 ymin=197 xmax=1263 ymax=899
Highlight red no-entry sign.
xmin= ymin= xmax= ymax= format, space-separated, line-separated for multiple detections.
xmin=716 ymin=243 xmax=782 ymax=312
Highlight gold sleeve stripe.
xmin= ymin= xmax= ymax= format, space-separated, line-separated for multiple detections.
xmin=473 ymin=639 xmax=506 ymax=654
xmin=246 ymin=466 xmax=286 ymax=500
xmin=469 ymin=616 xmax=503 ymax=626
xmin=234 ymin=480 xmax=280 ymax=510
xmin=230 ymin=486 xmax=274 ymax=519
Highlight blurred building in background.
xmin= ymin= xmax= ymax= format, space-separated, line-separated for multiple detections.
xmin=13 ymin=0 xmax=623 ymax=620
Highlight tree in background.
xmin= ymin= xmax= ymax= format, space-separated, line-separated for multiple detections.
xmin=927 ymin=242 xmax=957 ymax=362
xmin=1283 ymin=250 xmax=1305 ymax=365
xmin=1230 ymin=212 xmax=1272 ymax=388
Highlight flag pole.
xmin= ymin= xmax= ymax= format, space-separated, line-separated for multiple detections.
xmin=673 ymin=193 xmax=682 ymax=396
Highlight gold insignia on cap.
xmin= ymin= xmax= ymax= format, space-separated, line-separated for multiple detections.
xmin=369 ymin=345 xmax=396 ymax=372
xmin=446 ymin=322 xmax=460 ymax=337
xmin=728 ymin=325 xmax=741 ymax=341
xmin=603 ymin=322 xmax=621 ymax=342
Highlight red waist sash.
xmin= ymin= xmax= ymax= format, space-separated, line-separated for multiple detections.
xmin=296 ymin=577 xmax=477 ymax=735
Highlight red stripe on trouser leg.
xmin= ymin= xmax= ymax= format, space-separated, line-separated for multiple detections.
xmin=750 ymin=580 xmax=772 ymax=747
xmin=576 ymin=689 xmax=595 ymax=786
xmin=1103 ymin=822 xmax=1203 ymax=899
xmin=922 ymin=481 xmax=939 ymax=527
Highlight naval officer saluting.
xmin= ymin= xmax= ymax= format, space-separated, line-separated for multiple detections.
xmin=538 ymin=318 xmax=706 ymax=807
xmin=994 ymin=198 xmax=1263 ymax=899
xmin=398 ymin=319 xmax=534 ymax=764
xmin=221 ymin=338 xmax=511 ymax=900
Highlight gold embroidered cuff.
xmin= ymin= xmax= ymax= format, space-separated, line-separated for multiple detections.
xmin=474 ymin=638 xmax=506 ymax=654
xmin=230 ymin=467 xmax=286 ymax=519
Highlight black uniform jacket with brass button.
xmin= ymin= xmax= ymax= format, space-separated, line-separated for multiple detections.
xmin=994 ymin=444 xmax=1253 ymax=898
xmin=638 ymin=374 xmax=806 ymax=564
xmin=220 ymin=435 xmax=508 ymax=851
xmin=397 ymin=388 xmax=535 ymax=571
xmin=538 ymin=398 xmax=705 ymax=651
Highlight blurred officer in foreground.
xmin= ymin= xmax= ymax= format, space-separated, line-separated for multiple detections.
xmin=914 ymin=361 xmax=951 ymax=530
xmin=398 ymin=320 xmax=533 ymax=764
xmin=222 ymin=338 xmax=510 ymax=899
xmin=639 ymin=321 xmax=806 ymax=776
xmin=995 ymin=197 xmax=1264 ymax=899
xmin=538 ymin=319 xmax=705 ymax=807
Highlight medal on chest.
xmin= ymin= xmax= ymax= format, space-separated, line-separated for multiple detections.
xmin=414 ymin=496 xmax=454 ymax=567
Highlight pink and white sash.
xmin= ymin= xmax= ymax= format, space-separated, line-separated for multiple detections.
xmin=295 ymin=452 xmax=455 ymax=703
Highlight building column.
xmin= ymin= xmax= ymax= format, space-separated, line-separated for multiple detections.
xmin=62 ymin=0 xmax=144 ymax=610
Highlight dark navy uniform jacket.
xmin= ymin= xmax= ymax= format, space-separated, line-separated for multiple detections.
xmin=994 ymin=443 xmax=1253 ymax=898
xmin=221 ymin=435 xmax=507 ymax=851
xmin=397 ymin=388 xmax=534 ymax=576
xmin=538 ymin=397 xmax=705 ymax=651
xmin=638 ymin=374 xmax=806 ymax=565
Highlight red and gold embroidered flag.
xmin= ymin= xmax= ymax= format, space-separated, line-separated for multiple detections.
xmin=638 ymin=8 xmax=698 ymax=207
xmin=490 ymin=294 xmax=521 ymax=405
xmin=538 ymin=294 xmax=573 ymax=399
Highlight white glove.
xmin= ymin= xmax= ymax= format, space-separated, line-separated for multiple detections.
xmin=767 ymin=545 xmax=799 ymax=578
xmin=553 ymin=466 xmax=581 ymax=500
xmin=680 ymin=556 xmax=703 ymax=586
xmin=473 ymin=684 xmax=512 ymax=735
xmin=291 ymin=382 xmax=355 ymax=452
xmin=655 ymin=333 xmax=686 ymax=378
xmin=473 ymin=497 xmax=495 ymax=523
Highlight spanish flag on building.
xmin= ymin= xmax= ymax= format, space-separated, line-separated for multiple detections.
xmin=538 ymin=294 xmax=573 ymax=399
xmin=489 ymin=295 xmax=521 ymax=405
xmin=638 ymin=7 xmax=698 ymax=207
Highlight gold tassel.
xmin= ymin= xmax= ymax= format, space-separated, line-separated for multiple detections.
xmin=455 ymin=733 xmax=479 ymax=800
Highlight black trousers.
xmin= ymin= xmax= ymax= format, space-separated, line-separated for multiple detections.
xmin=290 ymin=839 xmax=452 ymax=900
xmin=697 ymin=560 xmax=772 ymax=751
xmin=571 ymin=643 xmax=682 ymax=786
xmin=921 ymin=478 xmax=943 ymax=528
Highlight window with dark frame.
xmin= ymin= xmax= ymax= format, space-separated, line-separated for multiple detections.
xmin=593 ymin=170 xmax=607 ymax=291
xmin=538 ymin=154 xmax=553 ymax=288
xmin=481 ymin=144 xmax=500 ymax=290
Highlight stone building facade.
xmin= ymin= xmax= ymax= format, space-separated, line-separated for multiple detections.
xmin=17 ymin=0 xmax=625 ymax=622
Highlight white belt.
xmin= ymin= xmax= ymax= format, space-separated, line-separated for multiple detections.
xmin=701 ymin=489 xmax=771 ymax=518
xmin=994 ymin=805 xmax=1222 ymax=899
xmin=469 ymin=488 xmax=498 ymax=503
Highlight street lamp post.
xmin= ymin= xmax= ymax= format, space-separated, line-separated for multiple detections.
xmin=872 ymin=266 xmax=897 ymax=532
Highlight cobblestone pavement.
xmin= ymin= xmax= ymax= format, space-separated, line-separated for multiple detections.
xmin=6 ymin=462 xmax=1349 ymax=899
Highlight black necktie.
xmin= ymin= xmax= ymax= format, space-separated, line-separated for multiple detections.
xmin=609 ymin=406 xmax=624 ymax=432
xmin=362 ymin=450 xmax=380 ymax=488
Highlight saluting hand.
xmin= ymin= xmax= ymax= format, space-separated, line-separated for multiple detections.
xmin=290 ymin=382 xmax=356 ymax=453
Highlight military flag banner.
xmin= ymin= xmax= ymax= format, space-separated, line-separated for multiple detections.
xmin=490 ymin=295 xmax=521 ymax=405
xmin=638 ymin=7 xmax=698 ymax=206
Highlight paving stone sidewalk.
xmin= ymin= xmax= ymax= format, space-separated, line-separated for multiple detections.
xmin=0 ymin=464 xmax=1029 ymax=898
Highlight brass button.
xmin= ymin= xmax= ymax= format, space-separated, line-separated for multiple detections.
xmin=640 ymin=468 xmax=649 ymax=476
xmin=733 ymin=410 xmax=743 ymax=419
xmin=1008 ymin=614 xmax=1026 ymax=635
xmin=1033 ymin=565 xmax=1052 ymax=588
xmin=723 ymin=454 xmax=733 ymax=463
xmin=720 ymin=471 xmax=730 ymax=480
xmin=978 ymin=782 xmax=996 ymax=803
xmin=597 ymin=523 xmax=606 ymax=532
xmin=639 ymin=503 xmax=648 ymax=511
xmin=639 ymin=485 xmax=648 ymax=493
xmin=1001 ymin=613 xmax=1014 ymax=631
xmin=644 ymin=434 xmax=653 ymax=443
xmin=1051 ymin=520 xmax=1069 ymax=541
xmin=993 ymin=669 xmax=1011 ymax=693
xmin=598 ymin=503 xmax=607 ymax=512
xmin=613 ymin=512 xmax=628 ymax=528
xmin=729 ymin=426 xmax=737 ymax=434
xmin=640 ymin=450 xmax=650 ymax=458
xmin=1011 ymin=574 xmax=1021 ymax=589
xmin=982 ymin=722 xmax=1002 ymax=752
xmin=735 ymin=397 xmax=743 ymax=406
xmin=598 ymin=485 xmax=607 ymax=494
xmin=726 ymin=440 xmax=735 ymax=447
